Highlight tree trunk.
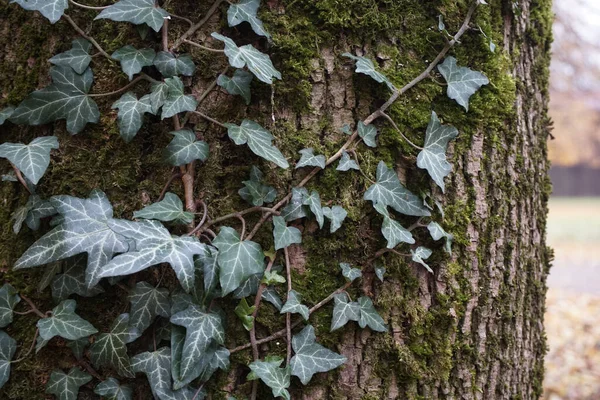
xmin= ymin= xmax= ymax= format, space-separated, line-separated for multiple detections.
xmin=0 ymin=0 xmax=552 ymax=399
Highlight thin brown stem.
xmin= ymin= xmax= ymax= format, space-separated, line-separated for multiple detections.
xmin=237 ymin=215 xmax=247 ymax=239
xmin=198 ymin=66 xmax=229 ymax=104
xmin=380 ymin=112 xmax=423 ymax=150
xmin=158 ymin=170 xmax=182 ymax=201
xmin=78 ymin=358 xmax=103 ymax=381
xmin=69 ymin=0 xmax=110 ymax=10
xmin=162 ymin=18 xmax=170 ymax=52
xmin=196 ymin=206 xmax=280 ymax=234
xmin=190 ymin=111 xmax=226 ymax=128
xmin=284 ymin=247 xmax=292 ymax=365
xmin=170 ymin=13 xmax=194 ymax=27
xmin=171 ymin=0 xmax=224 ymax=51
xmin=19 ymin=295 xmax=46 ymax=319
xmin=89 ymin=75 xmax=150 ymax=98
xmin=189 ymin=200 xmax=209 ymax=236
xmin=63 ymin=14 xmax=111 ymax=59
xmin=184 ymin=39 xmax=225 ymax=53
xmin=9 ymin=163 xmax=32 ymax=194
xmin=11 ymin=328 xmax=38 ymax=363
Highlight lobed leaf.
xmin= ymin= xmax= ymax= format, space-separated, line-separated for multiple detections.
xmin=153 ymin=52 xmax=196 ymax=78
xmin=357 ymin=296 xmax=387 ymax=332
xmin=0 ymin=331 xmax=16 ymax=389
xmin=37 ymin=299 xmax=98 ymax=341
xmin=342 ymin=53 xmax=395 ymax=91
xmin=357 ymin=121 xmax=378 ymax=148
xmin=112 ymin=45 xmax=156 ymax=80
xmin=427 ymin=221 xmax=453 ymax=254
xmin=94 ymin=377 xmax=133 ymax=400
xmin=227 ymin=0 xmax=270 ymax=38
xmin=339 ymin=262 xmax=362 ymax=282
xmin=411 ymin=246 xmax=433 ymax=273
xmin=10 ymin=0 xmax=68 ymax=23
xmin=49 ymin=39 xmax=92 ymax=74
xmin=295 ymin=148 xmax=326 ymax=169
xmin=290 ymin=325 xmax=346 ymax=384
xmin=46 ymin=368 xmax=91 ymax=400
xmin=0 ymin=284 xmax=20 ymax=329
xmin=373 ymin=203 xmax=415 ymax=248
xmin=90 ymin=313 xmax=140 ymax=378
xmin=0 ymin=136 xmax=59 ymax=185
xmin=128 ymin=281 xmax=170 ymax=332
xmin=217 ymin=70 xmax=253 ymax=105
xmin=330 ymin=293 xmax=360 ymax=331
xmin=161 ymin=77 xmax=198 ymax=119
xmin=163 ymin=129 xmax=209 ymax=166
xmin=273 ymin=216 xmax=302 ymax=250
xmin=302 ymin=190 xmax=324 ymax=229
xmin=95 ymin=0 xmax=170 ymax=32
xmin=438 ymin=56 xmax=489 ymax=111
xmin=248 ymin=357 xmax=290 ymax=400
xmin=322 ymin=205 xmax=347 ymax=233
xmin=336 ymin=151 xmax=359 ymax=171
xmin=238 ymin=166 xmax=277 ymax=206
xmin=225 ymin=120 xmax=289 ymax=168
xmin=111 ymin=92 xmax=153 ymax=142
xmin=280 ymin=290 xmax=309 ymax=321
xmin=133 ymin=192 xmax=194 ymax=225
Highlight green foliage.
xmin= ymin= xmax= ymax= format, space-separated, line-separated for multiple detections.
xmin=45 ymin=368 xmax=91 ymax=400
xmin=217 ymin=70 xmax=253 ymax=105
xmin=128 ymin=281 xmax=170 ymax=332
xmin=0 ymin=136 xmax=59 ymax=184
xmin=225 ymin=120 xmax=289 ymax=168
xmin=438 ymin=56 xmax=490 ymax=111
xmin=133 ymin=193 xmax=194 ymax=225
xmin=94 ymin=378 xmax=133 ymax=400
xmin=37 ymin=300 xmax=97 ymax=341
xmin=0 ymin=284 xmax=20 ymax=329
xmin=10 ymin=0 xmax=68 ymax=23
xmin=273 ymin=216 xmax=302 ymax=250
xmin=248 ymin=357 xmax=291 ymax=400
xmin=163 ymin=130 xmax=209 ymax=167
xmin=95 ymin=0 xmax=169 ymax=32
xmin=280 ymin=290 xmax=309 ymax=321
xmin=342 ymin=53 xmax=395 ymax=91
xmin=290 ymin=325 xmax=346 ymax=384
xmin=49 ymin=39 xmax=92 ymax=75
xmin=89 ymin=313 xmax=139 ymax=377
xmin=111 ymin=92 xmax=153 ymax=142
xmin=0 ymin=331 xmax=16 ymax=389
xmin=227 ymin=0 xmax=270 ymax=38
xmin=239 ymin=166 xmax=277 ymax=206
xmin=112 ymin=46 xmax=156 ymax=80
xmin=295 ymin=148 xmax=326 ymax=169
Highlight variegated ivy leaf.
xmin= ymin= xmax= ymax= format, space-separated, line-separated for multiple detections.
xmin=437 ymin=56 xmax=489 ymax=111
xmin=375 ymin=265 xmax=386 ymax=282
xmin=51 ymin=255 xmax=105 ymax=302
xmin=131 ymin=347 xmax=172 ymax=399
xmin=197 ymin=345 xmax=230 ymax=382
xmin=12 ymin=194 xmax=57 ymax=234
xmin=336 ymin=151 xmax=359 ymax=171
xmin=0 ymin=107 xmax=15 ymax=125
xmin=227 ymin=0 xmax=270 ymax=38
xmin=416 ymin=111 xmax=459 ymax=192
xmin=281 ymin=187 xmax=309 ymax=222
xmin=248 ymin=357 xmax=291 ymax=400
xmin=94 ymin=377 xmax=133 ymax=400
xmin=239 ymin=166 xmax=277 ymax=206
xmin=149 ymin=81 xmax=169 ymax=114
xmin=0 ymin=284 xmax=20 ymax=329
xmin=11 ymin=66 xmax=99 ymax=134
xmin=364 ymin=161 xmax=431 ymax=217
xmin=37 ymin=299 xmax=98 ymax=341
xmin=273 ymin=216 xmax=302 ymax=250
xmin=340 ymin=262 xmax=362 ymax=282
xmin=235 ymin=297 xmax=256 ymax=331
xmin=163 ymin=129 xmax=209 ymax=166
xmin=15 ymin=190 xmax=130 ymax=289
xmin=212 ymin=226 xmax=266 ymax=296
xmin=0 ymin=136 xmax=59 ymax=185
xmin=302 ymin=190 xmax=324 ymax=229
xmin=161 ymin=77 xmax=198 ymax=119
xmin=357 ymin=121 xmax=378 ymax=147
xmin=373 ymin=203 xmax=415 ymax=248
xmin=225 ymin=120 xmax=289 ymax=168
xmin=67 ymin=337 xmax=88 ymax=360
xmin=170 ymin=304 xmax=225 ymax=382
xmin=153 ymin=52 xmax=195 ymax=78
xmin=322 ymin=205 xmax=347 ymax=233
xmin=98 ymin=219 xmax=208 ymax=292
xmin=232 ymin=273 xmax=261 ymax=299
xmin=358 ymin=296 xmax=387 ymax=332
xmin=290 ymin=325 xmax=346 ymax=385
xmin=129 ymin=281 xmax=170 ymax=332
xmin=212 ymin=33 xmax=282 ymax=84
xmin=49 ymin=39 xmax=92 ymax=74
xmin=112 ymin=45 xmax=156 ymax=80
xmin=411 ymin=246 xmax=433 ymax=273
xmin=90 ymin=313 xmax=140 ymax=378
xmin=133 ymin=192 xmax=193 ymax=225
xmin=0 ymin=330 xmax=16 ymax=389
xmin=280 ymin=290 xmax=309 ymax=320
xmin=427 ymin=221 xmax=453 ymax=254
xmin=342 ymin=53 xmax=395 ymax=91
xmin=295 ymin=148 xmax=326 ymax=169
xmin=95 ymin=0 xmax=170 ymax=32
xmin=112 ymin=92 xmax=153 ymax=142
xmin=10 ymin=0 xmax=68 ymax=24
xmin=330 ymin=292 xmax=360 ymax=331
xmin=217 ymin=70 xmax=253 ymax=105
xmin=46 ymin=368 xmax=92 ymax=400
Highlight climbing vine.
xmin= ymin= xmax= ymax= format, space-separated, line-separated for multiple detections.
xmin=0 ymin=0 xmax=490 ymax=399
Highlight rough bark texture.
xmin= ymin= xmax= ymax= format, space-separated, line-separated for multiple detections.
xmin=0 ymin=0 xmax=552 ymax=399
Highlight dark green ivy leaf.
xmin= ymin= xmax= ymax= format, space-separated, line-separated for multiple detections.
xmin=280 ymin=290 xmax=309 ymax=320
xmin=67 ymin=337 xmax=89 ymax=360
xmin=0 ymin=330 xmax=16 ymax=389
xmin=235 ymin=298 xmax=256 ymax=331
xmin=302 ymin=190 xmax=324 ymax=229
xmin=340 ymin=262 xmax=362 ymax=282
xmin=10 ymin=0 xmax=68 ymax=24
xmin=273 ymin=216 xmax=302 ymax=250
xmin=112 ymin=45 xmax=156 ymax=80
xmin=336 ymin=151 xmax=359 ymax=171
xmin=111 ymin=92 xmax=153 ymax=142
xmin=45 ymin=368 xmax=91 ymax=400
xmin=161 ymin=77 xmax=198 ymax=119
xmin=51 ymin=255 xmax=105 ymax=302
xmin=37 ymin=299 xmax=98 ymax=341
xmin=411 ymin=246 xmax=433 ymax=273
xmin=248 ymin=357 xmax=290 ymax=400
xmin=290 ymin=325 xmax=346 ymax=384
xmin=0 ymin=284 xmax=20 ymax=329
xmin=373 ymin=203 xmax=415 ymax=248
xmin=49 ymin=38 xmax=92 ymax=74
xmin=128 ymin=281 xmax=170 ymax=333
xmin=12 ymin=194 xmax=57 ymax=234
xmin=227 ymin=0 xmax=270 ymax=38
xmin=0 ymin=136 xmax=59 ymax=185
xmin=357 ymin=121 xmax=378 ymax=147
xmin=0 ymin=107 xmax=15 ymax=125
xmin=427 ymin=221 xmax=453 ymax=254
xmin=281 ymin=187 xmax=309 ymax=222
xmin=322 ymin=205 xmax=347 ymax=233
xmin=330 ymin=293 xmax=360 ymax=331
xmin=239 ymin=166 xmax=277 ymax=206
xmin=94 ymin=377 xmax=133 ymax=400
xmin=342 ymin=53 xmax=395 ymax=91
xmin=225 ymin=120 xmax=289 ymax=168
xmin=153 ymin=52 xmax=195 ymax=78
xmin=95 ymin=0 xmax=170 ymax=32
xmin=163 ymin=129 xmax=209 ymax=166
xmin=437 ymin=56 xmax=489 ymax=111
xmin=217 ymin=70 xmax=253 ymax=105
xmin=90 ymin=313 xmax=140 ymax=378
xmin=357 ymin=296 xmax=387 ymax=332
xmin=295 ymin=148 xmax=326 ymax=169
xmin=133 ymin=192 xmax=194 ymax=225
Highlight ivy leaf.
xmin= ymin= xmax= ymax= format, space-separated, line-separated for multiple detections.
xmin=217 ymin=70 xmax=253 ymax=105
xmin=295 ymin=148 xmax=326 ymax=169
xmin=336 ymin=151 xmax=359 ymax=171
xmin=280 ymin=290 xmax=309 ymax=320
xmin=322 ymin=205 xmax=347 ymax=233
xmin=212 ymin=226 xmax=266 ymax=296
xmin=281 ymin=187 xmax=308 ymax=222
xmin=99 ymin=219 xmax=207 ymax=292
xmin=67 ymin=337 xmax=88 ymax=360
xmin=163 ymin=129 xmax=209 ymax=166
xmin=131 ymin=347 xmax=172 ymax=399
xmin=10 ymin=0 xmax=68 ymax=24
xmin=111 ymin=92 xmax=153 ymax=142
xmin=149 ymin=81 xmax=169 ymax=114
xmin=290 ymin=325 xmax=346 ymax=385
xmin=437 ymin=56 xmax=489 ymax=111
xmin=94 ymin=378 xmax=133 ymax=400
xmin=232 ymin=273 xmax=261 ymax=299
xmin=46 ymin=368 xmax=92 ymax=400
xmin=161 ymin=77 xmax=198 ymax=119
xmin=357 ymin=121 xmax=378 ymax=147
xmin=375 ymin=265 xmax=386 ymax=282
xmin=49 ymin=39 xmax=92 ymax=74
xmin=153 ymin=52 xmax=196 ymax=78
xmin=95 ymin=0 xmax=170 ymax=32
xmin=0 ymin=136 xmax=59 ymax=185
xmin=330 ymin=293 xmax=360 ymax=331
xmin=170 ymin=304 xmax=225 ymax=382
xmin=12 ymin=195 xmax=57 ymax=234
xmin=0 ymin=107 xmax=15 ymax=125
xmin=358 ymin=296 xmax=387 ymax=332
xmin=129 ymin=281 xmax=170 ymax=332
xmin=15 ymin=190 xmax=130 ymax=289
xmin=133 ymin=192 xmax=194 ymax=225
xmin=239 ymin=166 xmax=277 ymax=206
xmin=416 ymin=112 xmax=459 ymax=192
xmin=262 ymin=287 xmax=283 ymax=310
xmin=262 ymin=270 xmax=285 ymax=285
xmin=197 ymin=345 xmax=230 ymax=382
xmin=0 ymin=284 xmax=20 ymax=329
xmin=211 ymin=33 xmax=281 ymax=84
xmin=51 ymin=255 xmax=105 ymax=302
xmin=340 ymin=262 xmax=362 ymax=282
xmin=196 ymin=246 xmax=219 ymax=301
xmin=364 ymin=161 xmax=431 ymax=217
xmin=411 ymin=246 xmax=433 ymax=273
xmin=0 ymin=331 xmax=16 ymax=389
xmin=302 ymin=190 xmax=324 ymax=229
xmin=373 ymin=203 xmax=415 ymax=248
xmin=235 ymin=298 xmax=256 ymax=331
xmin=342 ymin=53 xmax=395 ymax=91
xmin=38 ymin=299 xmax=97 ymax=342
xmin=112 ymin=45 xmax=156 ymax=80
xmin=90 ymin=313 xmax=139 ymax=378
xmin=225 ymin=120 xmax=289 ymax=168
xmin=227 ymin=0 xmax=270 ymax=38
xmin=427 ymin=221 xmax=453 ymax=254
xmin=248 ymin=357 xmax=290 ymax=400
xmin=273 ymin=216 xmax=302 ymax=250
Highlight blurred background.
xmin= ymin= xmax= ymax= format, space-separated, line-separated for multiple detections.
xmin=543 ymin=0 xmax=600 ymax=398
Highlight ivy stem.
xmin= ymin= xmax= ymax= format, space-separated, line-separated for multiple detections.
xmin=183 ymin=39 xmax=225 ymax=53
xmin=9 ymin=162 xmax=32 ymax=194
xmin=157 ymin=169 xmax=182 ymax=201
xmin=237 ymin=215 xmax=246 ymax=239
xmin=284 ymin=247 xmax=292 ymax=365
xmin=171 ymin=0 xmax=224 ymax=51
xmin=170 ymin=13 xmax=194 ymax=27
xmin=197 ymin=66 xmax=229 ymax=105
xmin=191 ymin=383 xmax=206 ymax=400
xmin=192 ymin=206 xmax=280 ymax=236
xmin=19 ymin=295 xmax=47 ymax=319
xmin=63 ymin=14 xmax=111 ymax=59
xmin=190 ymin=110 xmax=226 ymax=128
xmin=188 ymin=200 xmax=209 ymax=236
xmin=78 ymin=358 xmax=103 ymax=381
xmin=11 ymin=328 xmax=38 ymax=363
xmin=68 ymin=0 xmax=110 ymax=10
xmin=88 ymin=75 xmax=152 ymax=98
xmin=379 ymin=112 xmax=423 ymax=150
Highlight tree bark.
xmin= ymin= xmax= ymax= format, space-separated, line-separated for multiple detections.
xmin=0 ymin=0 xmax=552 ymax=399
